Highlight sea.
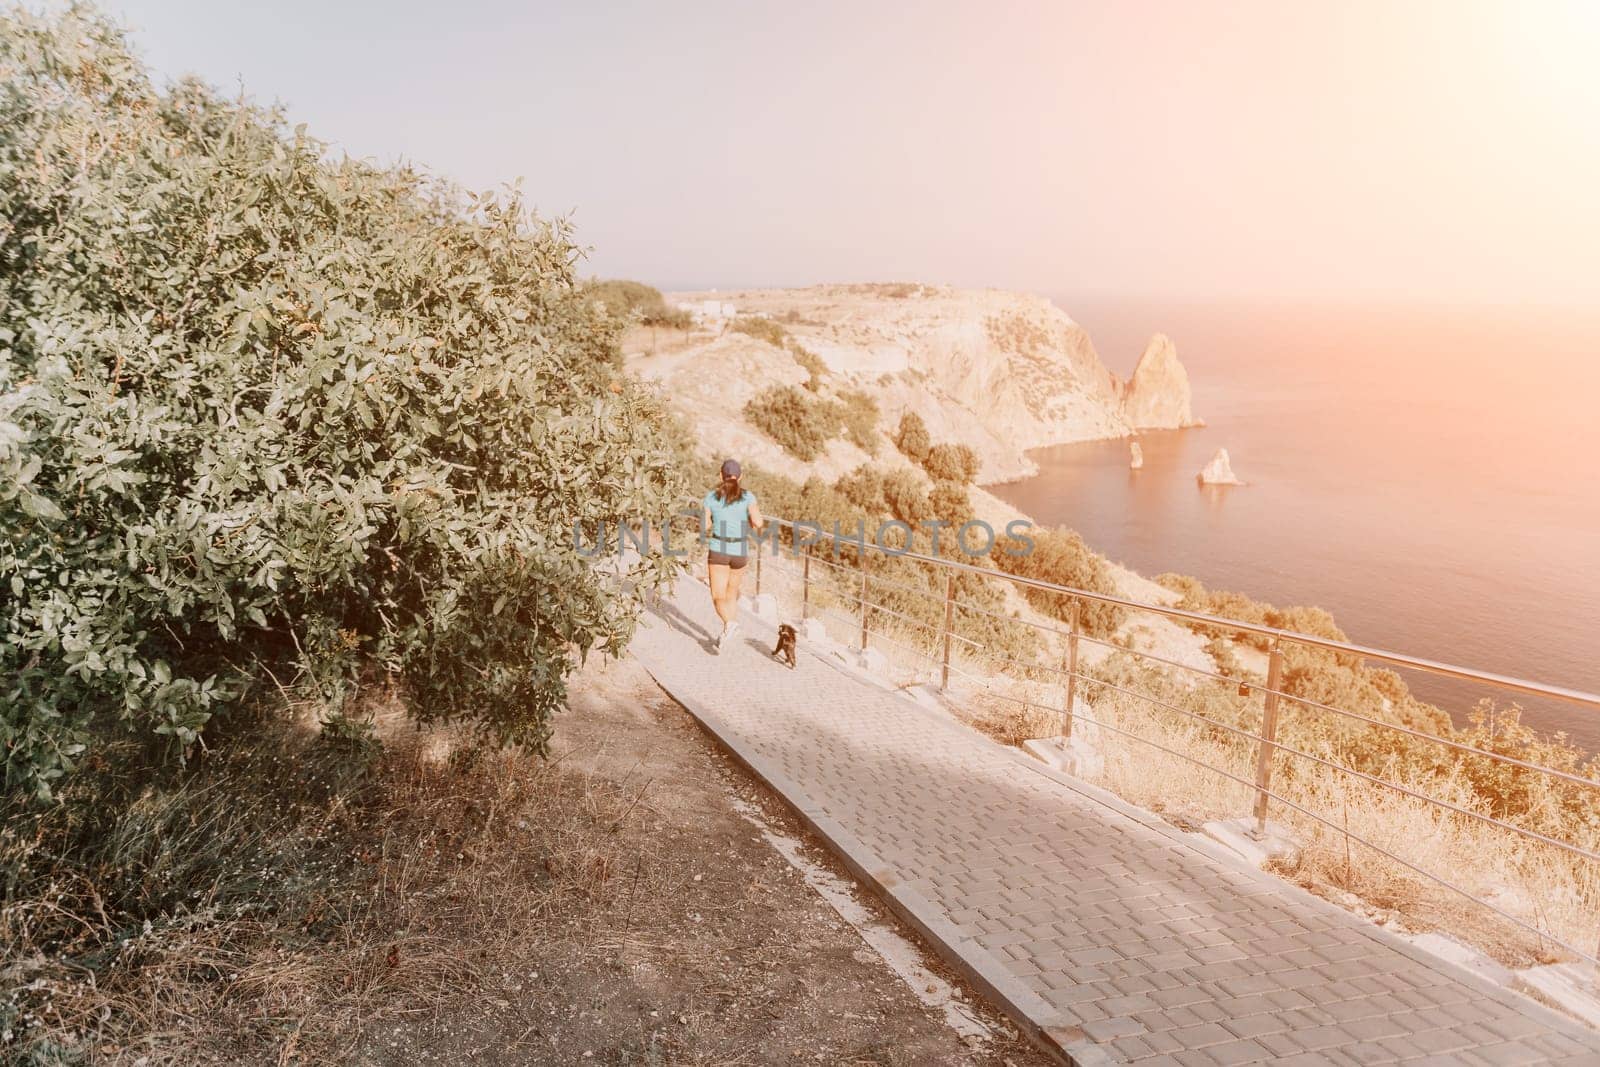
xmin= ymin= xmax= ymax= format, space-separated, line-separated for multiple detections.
xmin=986 ymin=298 xmax=1600 ymax=753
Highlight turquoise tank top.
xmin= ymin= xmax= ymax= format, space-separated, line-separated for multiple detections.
xmin=703 ymin=488 xmax=756 ymax=557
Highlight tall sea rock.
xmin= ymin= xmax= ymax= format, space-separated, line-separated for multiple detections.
xmin=1121 ymin=333 xmax=1197 ymax=430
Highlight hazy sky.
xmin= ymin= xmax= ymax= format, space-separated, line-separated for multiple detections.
xmin=103 ymin=0 xmax=1600 ymax=306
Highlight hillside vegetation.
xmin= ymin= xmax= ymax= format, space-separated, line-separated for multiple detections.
xmin=0 ymin=6 xmax=685 ymax=798
xmin=1 ymin=7 xmax=688 ymax=1058
xmin=580 ymin=278 xmax=691 ymax=329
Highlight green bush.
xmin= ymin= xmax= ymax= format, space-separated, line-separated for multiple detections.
xmin=839 ymin=390 xmax=880 ymax=454
xmin=581 ymin=279 xmax=691 ymax=330
xmin=743 ymin=385 xmax=843 ymax=461
xmin=834 ymin=464 xmax=886 ymax=511
xmin=923 ymin=442 xmax=980 ymax=484
xmin=993 ymin=527 xmax=1125 ymax=637
xmin=881 ymin=469 xmax=931 ymax=525
xmin=928 ymin=481 xmax=974 ymax=526
xmin=789 ymin=344 xmax=828 ymax=391
xmin=0 ymin=8 xmax=686 ymax=799
xmin=894 ymin=411 xmax=932 ymax=462
xmin=730 ymin=316 xmax=788 ymax=347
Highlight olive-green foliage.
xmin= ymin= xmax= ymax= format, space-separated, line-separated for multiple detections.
xmin=1204 ymin=635 xmax=1243 ymax=677
xmin=1159 ymin=573 xmax=1348 ymax=655
xmin=834 ymin=464 xmax=885 ymax=511
xmin=730 ymin=316 xmax=788 ymax=347
xmin=922 ymin=442 xmax=980 ymax=484
xmin=1086 ymin=650 xmax=1600 ymax=852
xmin=743 ymin=385 xmax=843 ymax=461
xmin=838 ymin=389 xmax=880 ymax=454
xmin=1146 ymin=573 xmax=1600 ymax=840
xmin=1453 ymin=703 xmax=1600 ymax=834
xmin=581 ymin=279 xmax=691 ymax=330
xmin=881 ymin=468 xmax=931 ymax=525
xmin=740 ymin=467 xmax=857 ymax=540
xmin=789 ymin=344 xmax=828 ymax=391
xmin=0 ymin=8 xmax=686 ymax=799
xmin=993 ymin=527 xmax=1125 ymax=637
xmin=894 ymin=411 xmax=932 ymax=462
xmin=740 ymin=466 xmax=1038 ymax=664
xmin=928 ymin=481 xmax=974 ymax=526
xmin=1154 ymin=573 xmax=1457 ymax=736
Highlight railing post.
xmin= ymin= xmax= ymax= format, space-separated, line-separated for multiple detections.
xmin=1252 ymin=644 xmax=1284 ymax=838
xmin=1063 ymin=598 xmax=1080 ymax=739
xmin=858 ymin=552 xmax=869 ymax=651
xmin=801 ymin=550 xmax=811 ymax=620
xmin=754 ymin=541 xmax=762 ymax=596
xmin=940 ymin=572 xmax=954 ymax=691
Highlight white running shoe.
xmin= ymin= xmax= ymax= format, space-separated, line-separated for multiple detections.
xmin=723 ymin=621 xmax=739 ymax=649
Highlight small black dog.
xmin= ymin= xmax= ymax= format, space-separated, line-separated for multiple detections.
xmin=771 ymin=624 xmax=797 ymax=669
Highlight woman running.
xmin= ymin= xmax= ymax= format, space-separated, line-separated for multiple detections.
xmin=702 ymin=459 xmax=765 ymax=653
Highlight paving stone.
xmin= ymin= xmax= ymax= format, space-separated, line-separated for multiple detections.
xmin=1220 ymin=1006 xmax=1286 ymax=1037
xmin=1167 ymin=1022 xmax=1237 ymax=1049
xmin=629 ymin=582 xmax=1600 ymax=1066
xmin=1201 ymin=1037 xmax=1276 ymax=1065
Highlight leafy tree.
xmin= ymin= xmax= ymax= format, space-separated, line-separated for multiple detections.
xmin=928 ymin=480 xmax=973 ymax=526
xmin=923 ymin=442 xmax=980 ymax=484
xmin=882 ymin=469 xmax=931 ymax=525
xmin=894 ymin=411 xmax=932 ymax=462
xmin=0 ymin=7 xmax=686 ymax=798
xmin=834 ymin=464 xmax=886 ymax=511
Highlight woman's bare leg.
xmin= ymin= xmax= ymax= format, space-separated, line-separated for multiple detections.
xmin=724 ymin=565 xmax=746 ymax=623
xmin=710 ymin=563 xmax=732 ymax=620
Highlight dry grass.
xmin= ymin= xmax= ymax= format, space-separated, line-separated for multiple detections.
xmin=4 ymin=657 xmax=1051 ymax=1066
xmin=1 ymin=711 xmax=655 ymax=1064
xmin=1070 ymin=661 xmax=1600 ymax=969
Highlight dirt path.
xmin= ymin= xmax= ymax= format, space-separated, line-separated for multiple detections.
xmin=350 ymin=654 xmax=1052 ymax=1066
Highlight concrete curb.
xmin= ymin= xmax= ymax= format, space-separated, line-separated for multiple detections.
xmin=638 ymin=579 xmax=1596 ymax=1058
xmin=643 ymin=652 xmax=1108 ymax=1066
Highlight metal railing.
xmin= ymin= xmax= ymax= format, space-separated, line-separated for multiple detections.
xmin=715 ymin=516 xmax=1600 ymax=967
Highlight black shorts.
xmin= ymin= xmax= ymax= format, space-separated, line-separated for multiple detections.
xmin=707 ymin=551 xmax=749 ymax=570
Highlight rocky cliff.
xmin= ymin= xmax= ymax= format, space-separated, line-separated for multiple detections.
xmin=1122 ymin=333 xmax=1198 ymax=431
xmin=624 ymin=284 xmax=1198 ymax=483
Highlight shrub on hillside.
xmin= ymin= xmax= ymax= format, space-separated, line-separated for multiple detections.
xmin=581 ymin=279 xmax=691 ymax=330
xmin=743 ymin=385 xmax=843 ymax=461
xmin=1155 ymin=572 xmax=1207 ymax=604
xmin=839 ymin=390 xmax=880 ymax=454
xmin=0 ymin=8 xmax=686 ymax=799
xmin=789 ymin=344 xmax=828 ymax=391
xmin=928 ymin=481 xmax=974 ymax=526
xmin=834 ymin=465 xmax=886 ymax=511
xmin=994 ymin=527 xmax=1125 ymax=637
xmin=730 ymin=316 xmax=788 ymax=347
xmin=922 ymin=442 xmax=980 ymax=484
xmin=882 ymin=469 xmax=932 ymax=525
xmin=894 ymin=411 xmax=932 ymax=462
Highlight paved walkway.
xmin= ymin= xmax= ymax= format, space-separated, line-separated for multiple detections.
xmin=629 ymin=577 xmax=1600 ymax=1066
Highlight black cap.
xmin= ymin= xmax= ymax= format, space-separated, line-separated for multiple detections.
xmin=720 ymin=459 xmax=741 ymax=478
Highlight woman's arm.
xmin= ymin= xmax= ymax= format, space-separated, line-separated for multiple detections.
xmin=747 ymin=496 xmax=765 ymax=533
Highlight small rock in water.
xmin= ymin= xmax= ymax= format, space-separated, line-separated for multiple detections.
xmin=1197 ymin=447 xmax=1244 ymax=486
xmin=1129 ymin=441 xmax=1144 ymax=470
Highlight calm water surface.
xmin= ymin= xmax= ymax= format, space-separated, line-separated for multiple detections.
xmin=990 ymin=300 xmax=1600 ymax=751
